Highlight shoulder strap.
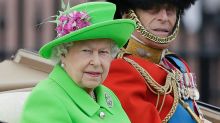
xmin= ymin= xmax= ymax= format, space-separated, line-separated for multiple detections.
xmin=165 ymin=54 xmax=191 ymax=73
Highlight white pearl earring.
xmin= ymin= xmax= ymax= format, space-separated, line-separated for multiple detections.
xmin=61 ymin=63 xmax=65 ymax=68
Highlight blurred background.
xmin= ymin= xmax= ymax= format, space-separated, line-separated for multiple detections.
xmin=0 ymin=0 xmax=219 ymax=107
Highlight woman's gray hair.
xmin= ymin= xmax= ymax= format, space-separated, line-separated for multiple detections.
xmin=50 ymin=39 xmax=120 ymax=64
xmin=50 ymin=42 xmax=73 ymax=64
xmin=109 ymin=41 xmax=120 ymax=58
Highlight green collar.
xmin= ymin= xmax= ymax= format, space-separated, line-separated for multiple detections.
xmin=49 ymin=65 xmax=114 ymax=116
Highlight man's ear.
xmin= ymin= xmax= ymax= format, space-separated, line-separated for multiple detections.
xmin=123 ymin=9 xmax=136 ymax=19
xmin=122 ymin=13 xmax=129 ymax=19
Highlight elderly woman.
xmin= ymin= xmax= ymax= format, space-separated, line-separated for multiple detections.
xmin=20 ymin=2 xmax=135 ymax=123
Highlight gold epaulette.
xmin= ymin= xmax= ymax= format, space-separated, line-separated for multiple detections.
xmin=116 ymin=48 xmax=131 ymax=59
xmin=165 ymin=50 xmax=175 ymax=56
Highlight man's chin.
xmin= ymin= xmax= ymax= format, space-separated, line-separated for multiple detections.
xmin=151 ymin=32 xmax=170 ymax=38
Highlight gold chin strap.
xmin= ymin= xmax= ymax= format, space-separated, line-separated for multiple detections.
xmin=127 ymin=9 xmax=180 ymax=44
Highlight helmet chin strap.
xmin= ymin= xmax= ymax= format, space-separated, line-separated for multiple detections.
xmin=127 ymin=9 xmax=180 ymax=44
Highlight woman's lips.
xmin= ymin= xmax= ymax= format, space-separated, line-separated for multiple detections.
xmin=85 ymin=72 xmax=101 ymax=77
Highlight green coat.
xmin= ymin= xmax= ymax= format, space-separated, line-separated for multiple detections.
xmin=21 ymin=65 xmax=130 ymax=123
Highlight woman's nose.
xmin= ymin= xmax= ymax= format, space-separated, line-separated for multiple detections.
xmin=90 ymin=52 xmax=101 ymax=66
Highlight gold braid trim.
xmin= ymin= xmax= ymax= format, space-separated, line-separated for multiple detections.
xmin=123 ymin=57 xmax=179 ymax=123
xmin=116 ymin=48 xmax=131 ymax=59
xmin=124 ymin=57 xmax=172 ymax=94
xmin=163 ymin=78 xmax=179 ymax=123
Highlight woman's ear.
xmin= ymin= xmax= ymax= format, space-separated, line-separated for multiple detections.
xmin=60 ymin=54 xmax=66 ymax=68
xmin=60 ymin=53 xmax=65 ymax=62
xmin=61 ymin=53 xmax=66 ymax=57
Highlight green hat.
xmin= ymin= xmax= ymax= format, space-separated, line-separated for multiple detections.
xmin=39 ymin=2 xmax=135 ymax=59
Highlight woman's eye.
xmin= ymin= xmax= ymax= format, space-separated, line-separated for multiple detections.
xmin=99 ymin=50 xmax=110 ymax=54
xmin=82 ymin=49 xmax=92 ymax=53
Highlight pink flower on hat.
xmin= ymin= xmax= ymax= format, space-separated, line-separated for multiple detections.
xmin=56 ymin=11 xmax=91 ymax=37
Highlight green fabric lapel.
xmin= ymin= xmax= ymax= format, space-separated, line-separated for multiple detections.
xmin=95 ymin=86 xmax=114 ymax=114
xmin=49 ymin=65 xmax=100 ymax=116
xmin=48 ymin=65 xmax=114 ymax=116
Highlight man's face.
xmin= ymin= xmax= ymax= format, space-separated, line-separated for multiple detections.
xmin=130 ymin=4 xmax=177 ymax=49
xmin=135 ymin=4 xmax=177 ymax=38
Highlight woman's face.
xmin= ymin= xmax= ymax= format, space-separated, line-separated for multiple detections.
xmin=61 ymin=39 xmax=114 ymax=93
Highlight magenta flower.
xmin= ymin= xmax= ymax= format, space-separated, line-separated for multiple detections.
xmin=55 ymin=11 xmax=91 ymax=37
xmin=59 ymin=15 xmax=68 ymax=22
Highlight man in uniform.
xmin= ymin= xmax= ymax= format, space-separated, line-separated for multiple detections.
xmin=104 ymin=0 xmax=204 ymax=122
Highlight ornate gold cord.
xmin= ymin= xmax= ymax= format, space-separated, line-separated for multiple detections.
xmin=124 ymin=57 xmax=172 ymax=94
xmin=116 ymin=49 xmax=130 ymax=59
xmin=163 ymin=79 xmax=179 ymax=123
xmin=179 ymin=99 xmax=202 ymax=123
xmin=123 ymin=57 xmax=179 ymax=123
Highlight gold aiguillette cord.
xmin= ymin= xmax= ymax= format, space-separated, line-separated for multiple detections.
xmin=179 ymin=99 xmax=202 ymax=123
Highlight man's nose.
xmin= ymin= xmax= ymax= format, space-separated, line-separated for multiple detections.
xmin=157 ymin=9 xmax=169 ymax=22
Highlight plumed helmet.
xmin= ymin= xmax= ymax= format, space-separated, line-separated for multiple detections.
xmin=107 ymin=0 xmax=197 ymax=19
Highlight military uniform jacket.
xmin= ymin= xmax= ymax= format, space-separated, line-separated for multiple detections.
xmin=21 ymin=65 xmax=131 ymax=123
xmin=104 ymin=55 xmax=199 ymax=123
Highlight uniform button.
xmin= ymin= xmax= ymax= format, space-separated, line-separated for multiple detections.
xmin=99 ymin=112 xmax=105 ymax=119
